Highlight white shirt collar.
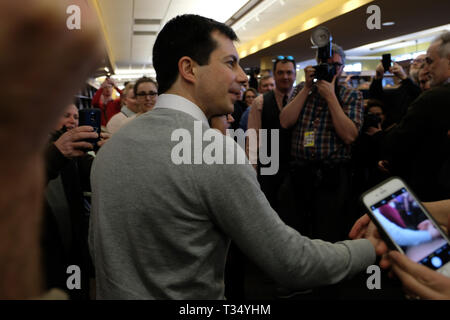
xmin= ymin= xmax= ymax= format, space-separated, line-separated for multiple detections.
xmin=153 ymin=94 xmax=209 ymax=128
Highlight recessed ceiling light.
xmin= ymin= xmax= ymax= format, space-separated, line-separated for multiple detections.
xmin=382 ymin=22 xmax=395 ymax=26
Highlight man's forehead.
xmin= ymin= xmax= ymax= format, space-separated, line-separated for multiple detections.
xmin=262 ymin=78 xmax=274 ymax=83
xmin=275 ymin=61 xmax=295 ymax=72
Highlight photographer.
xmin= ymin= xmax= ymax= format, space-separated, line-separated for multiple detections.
xmin=352 ymin=100 xmax=390 ymax=193
xmin=279 ymin=43 xmax=364 ymax=243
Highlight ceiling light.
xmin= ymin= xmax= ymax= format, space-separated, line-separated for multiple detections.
xmin=225 ymin=0 xmax=263 ymax=26
xmin=232 ymin=0 xmax=280 ymax=31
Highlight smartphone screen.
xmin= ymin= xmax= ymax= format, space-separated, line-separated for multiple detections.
xmin=382 ymin=53 xmax=391 ymax=72
xmin=366 ymin=185 xmax=450 ymax=271
xmin=79 ymin=108 xmax=101 ymax=147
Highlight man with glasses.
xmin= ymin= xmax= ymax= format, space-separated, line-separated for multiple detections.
xmin=369 ymin=54 xmax=425 ymax=128
xmin=279 ymin=44 xmax=364 ymax=244
xmin=247 ymin=55 xmax=296 ymax=211
xmin=134 ymin=76 xmax=158 ymax=113
xmin=381 ymin=31 xmax=450 ymax=202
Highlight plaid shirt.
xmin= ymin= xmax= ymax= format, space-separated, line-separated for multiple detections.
xmin=290 ymin=83 xmax=364 ymax=162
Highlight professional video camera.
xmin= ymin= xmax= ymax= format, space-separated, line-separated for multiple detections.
xmin=311 ymin=26 xmax=336 ymax=83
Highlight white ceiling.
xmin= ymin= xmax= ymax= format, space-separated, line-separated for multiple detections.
xmin=96 ymin=0 xmax=449 ymax=83
xmin=96 ymin=0 xmax=324 ymax=80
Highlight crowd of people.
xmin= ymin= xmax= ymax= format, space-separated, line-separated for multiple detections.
xmin=0 ymin=2 xmax=449 ymax=301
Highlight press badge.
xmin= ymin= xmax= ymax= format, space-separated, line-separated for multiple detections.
xmin=304 ymin=131 xmax=315 ymax=147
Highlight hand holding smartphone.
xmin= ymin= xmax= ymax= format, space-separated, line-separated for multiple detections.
xmin=78 ymin=108 xmax=101 ymax=151
xmin=361 ymin=177 xmax=450 ymax=277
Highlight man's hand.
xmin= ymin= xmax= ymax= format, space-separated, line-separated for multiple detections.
xmin=377 ymin=160 xmax=391 ymax=174
xmin=417 ymin=220 xmax=441 ymax=239
xmin=389 ymin=251 xmax=450 ymax=299
xmin=390 ymin=63 xmax=408 ymax=81
xmin=349 ymin=214 xmax=390 ymax=269
xmin=316 ymin=75 xmax=337 ymax=101
xmin=106 ymin=77 xmax=117 ymax=88
xmin=304 ymin=65 xmax=315 ymax=90
xmin=366 ymin=124 xmax=382 ymax=136
xmin=53 ymin=126 xmax=98 ymax=158
xmin=375 ymin=63 xmax=385 ymax=80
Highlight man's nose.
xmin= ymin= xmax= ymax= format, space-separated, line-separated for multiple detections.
xmin=236 ymin=65 xmax=247 ymax=84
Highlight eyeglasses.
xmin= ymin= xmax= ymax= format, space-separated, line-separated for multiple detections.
xmin=411 ymin=58 xmax=425 ymax=65
xmin=332 ymin=62 xmax=344 ymax=68
xmin=136 ymin=91 xmax=158 ymax=97
xmin=275 ymin=55 xmax=295 ymax=62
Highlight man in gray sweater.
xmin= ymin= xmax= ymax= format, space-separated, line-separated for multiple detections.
xmin=89 ymin=14 xmax=386 ymax=299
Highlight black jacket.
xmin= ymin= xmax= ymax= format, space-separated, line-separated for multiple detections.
xmin=381 ymin=83 xmax=450 ymax=201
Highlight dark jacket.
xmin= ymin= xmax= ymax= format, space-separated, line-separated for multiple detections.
xmin=42 ymin=128 xmax=93 ymax=299
xmin=369 ymin=77 xmax=422 ymax=128
xmin=381 ymin=83 xmax=450 ymax=201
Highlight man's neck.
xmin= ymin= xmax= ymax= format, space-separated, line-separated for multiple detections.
xmin=275 ymin=87 xmax=291 ymax=96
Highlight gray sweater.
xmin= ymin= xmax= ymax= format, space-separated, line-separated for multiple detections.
xmin=89 ymin=103 xmax=375 ymax=300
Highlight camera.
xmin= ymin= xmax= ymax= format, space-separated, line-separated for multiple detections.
xmin=311 ymin=26 xmax=336 ymax=82
xmin=363 ymin=112 xmax=382 ymax=132
xmin=313 ymin=63 xmax=336 ymax=82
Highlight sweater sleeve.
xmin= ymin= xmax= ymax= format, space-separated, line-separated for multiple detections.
xmin=45 ymin=143 xmax=69 ymax=183
xmin=369 ymin=78 xmax=384 ymax=101
xmin=373 ymin=211 xmax=431 ymax=246
xmin=400 ymin=78 xmax=421 ymax=101
xmin=194 ymin=134 xmax=375 ymax=290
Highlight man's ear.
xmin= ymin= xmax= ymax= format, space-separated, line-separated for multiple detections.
xmin=178 ymin=56 xmax=197 ymax=84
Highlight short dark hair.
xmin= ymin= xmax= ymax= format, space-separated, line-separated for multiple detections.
xmin=273 ymin=56 xmax=296 ymax=72
xmin=153 ymin=14 xmax=238 ymax=94
xmin=244 ymin=88 xmax=258 ymax=98
xmin=366 ymin=99 xmax=385 ymax=113
xmin=133 ymin=77 xmax=158 ymax=96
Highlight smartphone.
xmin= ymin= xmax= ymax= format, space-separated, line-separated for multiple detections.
xmin=382 ymin=53 xmax=392 ymax=73
xmin=361 ymin=177 xmax=450 ymax=277
xmin=78 ymin=108 xmax=101 ymax=150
